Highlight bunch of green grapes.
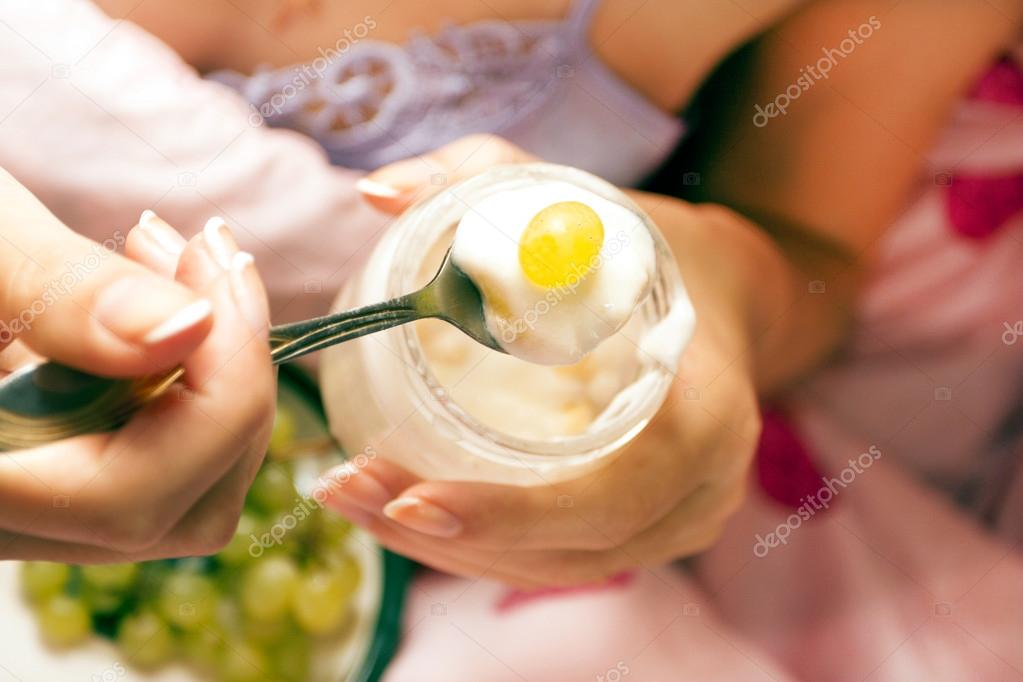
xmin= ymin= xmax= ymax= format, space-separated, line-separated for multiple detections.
xmin=19 ymin=406 xmax=362 ymax=682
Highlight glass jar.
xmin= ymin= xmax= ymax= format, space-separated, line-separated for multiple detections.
xmin=320 ymin=163 xmax=693 ymax=485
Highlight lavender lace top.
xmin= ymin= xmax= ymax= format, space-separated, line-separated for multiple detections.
xmin=209 ymin=0 xmax=684 ymax=186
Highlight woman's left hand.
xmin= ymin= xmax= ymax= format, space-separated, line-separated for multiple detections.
xmin=329 ymin=135 xmax=761 ymax=588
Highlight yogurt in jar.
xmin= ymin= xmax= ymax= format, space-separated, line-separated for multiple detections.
xmin=321 ymin=164 xmax=693 ymax=484
xmin=449 ymin=182 xmax=656 ymax=365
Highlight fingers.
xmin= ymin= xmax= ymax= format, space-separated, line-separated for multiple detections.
xmin=368 ymin=400 xmax=707 ymax=551
xmin=0 ymin=173 xmax=212 ymax=376
xmin=355 ymin=134 xmax=539 ymax=213
xmin=0 ymin=218 xmax=274 ymax=553
xmin=124 ymin=210 xmax=186 ymax=277
xmin=97 ymin=218 xmax=274 ymax=547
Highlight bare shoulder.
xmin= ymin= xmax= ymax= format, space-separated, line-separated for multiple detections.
xmin=590 ymin=0 xmax=809 ymax=112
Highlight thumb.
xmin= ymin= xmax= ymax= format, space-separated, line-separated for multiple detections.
xmin=355 ymin=134 xmax=539 ymax=214
xmin=0 ymin=170 xmax=212 ymax=376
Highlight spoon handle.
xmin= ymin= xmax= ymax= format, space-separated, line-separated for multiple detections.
xmin=0 ymin=297 xmax=426 ymax=451
xmin=268 ymin=296 xmax=420 ymax=364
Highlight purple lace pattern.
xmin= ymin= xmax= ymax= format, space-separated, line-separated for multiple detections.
xmin=214 ymin=20 xmax=574 ymax=169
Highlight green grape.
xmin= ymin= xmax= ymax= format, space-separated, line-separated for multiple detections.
xmin=37 ymin=594 xmax=91 ymax=647
xmin=81 ymin=563 xmax=139 ymax=592
xmin=272 ymin=635 xmax=311 ymax=682
xmin=20 ymin=562 xmax=71 ymax=602
xmin=240 ymin=555 xmax=299 ymax=622
xmin=316 ymin=510 xmax=352 ymax=546
xmin=242 ymin=615 xmax=290 ymax=645
xmin=267 ymin=408 xmax=297 ymax=459
xmin=291 ymin=566 xmax=352 ymax=635
xmin=80 ymin=584 xmax=124 ymax=615
xmin=218 ymin=513 xmax=261 ymax=566
xmin=117 ymin=610 xmax=174 ymax=669
xmin=180 ymin=625 xmax=224 ymax=671
xmin=249 ymin=465 xmax=296 ymax=514
xmin=218 ymin=639 xmax=271 ymax=682
xmin=158 ymin=572 xmax=217 ymax=630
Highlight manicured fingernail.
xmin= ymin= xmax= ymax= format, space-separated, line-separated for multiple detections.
xmin=355 ymin=178 xmax=402 ymax=198
xmin=229 ymin=251 xmax=268 ymax=332
xmin=322 ymin=463 xmax=392 ymax=513
xmin=383 ymin=497 xmax=462 ymax=538
xmin=94 ymin=276 xmax=212 ymax=345
xmin=203 ymin=217 xmax=238 ymax=268
xmin=139 ymin=210 xmax=185 ymax=256
xmin=142 ymin=299 xmax=214 ymax=344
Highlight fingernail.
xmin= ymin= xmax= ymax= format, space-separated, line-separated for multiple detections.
xmin=94 ymin=276 xmax=212 ymax=345
xmin=229 ymin=251 xmax=268 ymax=332
xmin=322 ymin=463 xmax=392 ymax=512
xmin=203 ymin=217 xmax=238 ymax=268
xmin=142 ymin=299 xmax=214 ymax=344
xmin=138 ymin=210 xmax=185 ymax=256
xmin=383 ymin=497 xmax=462 ymax=538
xmin=355 ymin=177 xmax=402 ymax=198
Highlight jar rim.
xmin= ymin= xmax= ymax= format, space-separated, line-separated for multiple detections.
xmin=385 ymin=163 xmax=688 ymax=474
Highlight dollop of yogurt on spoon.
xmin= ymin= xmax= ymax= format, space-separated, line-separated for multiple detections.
xmin=450 ymin=181 xmax=656 ymax=365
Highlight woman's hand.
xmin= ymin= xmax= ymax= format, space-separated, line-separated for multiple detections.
xmin=327 ymin=136 xmax=763 ymax=587
xmin=0 ymin=170 xmax=275 ymax=562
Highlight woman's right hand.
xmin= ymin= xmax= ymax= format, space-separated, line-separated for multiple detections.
xmin=0 ymin=169 xmax=276 ymax=562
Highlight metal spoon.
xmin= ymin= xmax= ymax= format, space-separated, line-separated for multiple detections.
xmin=0 ymin=249 xmax=500 ymax=451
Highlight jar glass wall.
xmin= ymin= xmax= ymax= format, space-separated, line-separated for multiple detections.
xmin=320 ymin=164 xmax=693 ymax=485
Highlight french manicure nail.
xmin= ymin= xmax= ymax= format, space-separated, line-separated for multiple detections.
xmin=203 ymin=216 xmax=237 ymax=268
xmin=94 ymin=276 xmax=213 ymax=345
xmin=229 ymin=251 xmax=268 ymax=332
xmin=322 ymin=463 xmax=392 ymax=512
xmin=355 ymin=178 xmax=402 ymax=198
xmin=383 ymin=497 xmax=462 ymax=538
xmin=139 ymin=210 xmax=185 ymax=255
xmin=142 ymin=299 xmax=214 ymax=344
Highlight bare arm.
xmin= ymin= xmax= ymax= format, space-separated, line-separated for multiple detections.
xmin=688 ymin=0 xmax=1023 ymax=391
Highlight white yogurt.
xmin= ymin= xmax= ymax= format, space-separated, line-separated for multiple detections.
xmin=449 ymin=182 xmax=656 ymax=365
